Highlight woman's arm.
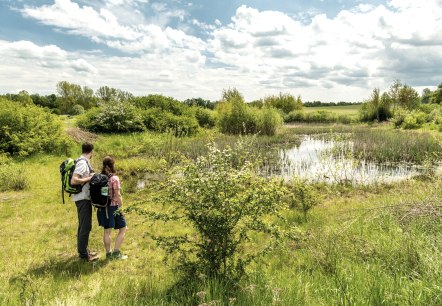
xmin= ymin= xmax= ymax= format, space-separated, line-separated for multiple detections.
xmin=114 ymin=188 xmax=123 ymax=207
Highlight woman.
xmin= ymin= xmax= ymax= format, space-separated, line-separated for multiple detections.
xmin=97 ymin=156 xmax=128 ymax=260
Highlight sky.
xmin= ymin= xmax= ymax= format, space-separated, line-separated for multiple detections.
xmin=0 ymin=0 xmax=441 ymax=102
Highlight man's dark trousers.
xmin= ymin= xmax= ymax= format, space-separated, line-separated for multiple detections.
xmin=76 ymin=199 xmax=92 ymax=258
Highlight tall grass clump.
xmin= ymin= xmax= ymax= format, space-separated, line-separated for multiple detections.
xmin=0 ymin=165 xmax=28 ymax=191
xmin=0 ymin=156 xmax=28 ymax=191
xmin=0 ymin=98 xmax=67 ymax=156
xmin=217 ymin=88 xmax=282 ymax=136
xmin=351 ymin=128 xmax=441 ymax=163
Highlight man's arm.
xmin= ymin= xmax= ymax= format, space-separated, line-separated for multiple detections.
xmin=71 ymin=173 xmax=92 ymax=185
xmin=70 ymin=160 xmax=92 ymax=185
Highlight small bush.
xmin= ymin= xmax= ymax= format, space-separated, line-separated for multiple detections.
xmin=217 ymin=89 xmax=281 ymax=135
xmin=0 ymin=163 xmax=29 ymax=191
xmin=143 ymin=108 xmax=199 ymax=136
xmin=284 ymin=110 xmax=306 ymax=123
xmin=195 ymin=107 xmax=216 ymax=128
xmin=0 ymin=98 xmax=67 ymax=156
xmin=392 ymin=109 xmax=428 ymax=129
xmin=77 ymin=101 xmax=145 ymax=133
xmin=71 ymin=104 xmax=85 ymax=115
xmin=257 ymin=107 xmax=283 ymax=136
xmin=286 ymin=179 xmax=318 ymax=221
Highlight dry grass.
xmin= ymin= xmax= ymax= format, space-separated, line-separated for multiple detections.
xmin=66 ymin=127 xmax=99 ymax=143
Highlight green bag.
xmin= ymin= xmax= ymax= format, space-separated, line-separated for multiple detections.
xmin=59 ymin=158 xmax=83 ymax=204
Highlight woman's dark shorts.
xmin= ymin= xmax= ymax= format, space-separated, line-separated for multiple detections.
xmin=97 ymin=206 xmax=127 ymax=229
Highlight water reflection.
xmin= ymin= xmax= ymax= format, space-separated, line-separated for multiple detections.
xmin=265 ymin=136 xmax=424 ymax=185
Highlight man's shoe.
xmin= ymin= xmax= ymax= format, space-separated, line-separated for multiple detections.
xmin=81 ymin=254 xmax=99 ymax=262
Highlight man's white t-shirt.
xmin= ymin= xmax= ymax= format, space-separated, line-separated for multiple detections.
xmin=72 ymin=157 xmax=93 ymax=202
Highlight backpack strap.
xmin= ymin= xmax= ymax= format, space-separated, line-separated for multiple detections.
xmin=61 ymin=180 xmax=65 ymax=204
xmin=76 ymin=156 xmax=93 ymax=174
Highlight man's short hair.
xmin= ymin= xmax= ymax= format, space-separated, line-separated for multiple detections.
xmin=82 ymin=142 xmax=94 ymax=154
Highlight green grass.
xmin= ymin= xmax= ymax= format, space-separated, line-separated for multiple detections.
xmin=1 ymin=126 xmax=441 ymax=305
xmin=304 ymin=105 xmax=362 ymax=118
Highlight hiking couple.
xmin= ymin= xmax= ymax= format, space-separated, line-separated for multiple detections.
xmin=71 ymin=142 xmax=128 ymax=262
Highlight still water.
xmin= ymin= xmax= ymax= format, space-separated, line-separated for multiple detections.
xmin=265 ymin=135 xmax=425 ymax=185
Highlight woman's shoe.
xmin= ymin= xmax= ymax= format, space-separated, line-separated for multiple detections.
xmin=112 ymin=250 xmax=128 ymax=260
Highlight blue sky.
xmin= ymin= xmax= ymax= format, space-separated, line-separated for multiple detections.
xmin=0 ymin=0 xmax=441 ymax=101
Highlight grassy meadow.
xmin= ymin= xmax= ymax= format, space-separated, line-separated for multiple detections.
xmin=1 ymin=120 xmax=441 ymax=305
xmin=304 ymin=105 xmax=362 ymax=118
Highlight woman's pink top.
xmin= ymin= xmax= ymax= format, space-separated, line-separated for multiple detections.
xmin=109 ymin=175 xmax=121 ymax=206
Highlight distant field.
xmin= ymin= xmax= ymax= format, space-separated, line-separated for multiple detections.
xmin=304 ymin=104 xmax=362 ymax=117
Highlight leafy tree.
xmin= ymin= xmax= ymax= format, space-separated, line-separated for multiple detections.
xmin=431 ymin=82 xmax=442 ymax=104
xmin=57 ymin=81 xmax=82 ymax=114
xmin=421 ymin=88 xmax=432 ymax=104
xmin=262 ymin=93 xmax=302 ymax=114
xmin=221 ymin=88 xmax=244 ymax=103
xmin=57 ymin=81 xmax=98 ymax=113
xmin=184 ymin=98 xmax=215 ymax=109
xmin=31 ymin=94 xmax=59 ymax=109
xmin=17 ymin=90 xmax=33 ymax=106
xmin=96 ymin=86 xmax=133 ymax=103
xmin=360 ymin=89 xmax=392 ymax=122
xmin=389 ymin=79 xmax=402 ymax=112
xmin=398 ymin=85 xmax=420 ymax=110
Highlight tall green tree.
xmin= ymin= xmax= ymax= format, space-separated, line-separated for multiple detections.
xmin=56 ymin=81 xmax=82 ymax=114
xmin=388 ymin=79 xmax=402 ymax=112
xmin=398 ymin=85 xmax=420 ymax=110
xmin=95 ymin=86 xmax=133 ymax=103
xmin=17 ymin=90 xmax=33 ymax=106
xmin=421 ymin=88 xmax=432 ymax=104
xmin=431 ymin=82 xmax=442 ymax=104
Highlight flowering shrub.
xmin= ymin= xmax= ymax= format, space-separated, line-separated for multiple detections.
xmin=135 ymin=140 xmax=290 ymax=282
xmin=77 ymin=101 xmax=145 ymax=133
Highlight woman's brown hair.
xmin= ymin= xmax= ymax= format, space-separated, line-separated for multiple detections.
xmin=102 ymin=156 xmax=115 ymax=176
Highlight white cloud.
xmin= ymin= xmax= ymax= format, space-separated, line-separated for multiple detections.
xmin=21 ymin=0 xmax=141 ymax=40
xmin=5 ymin=1 xmax=442 ymax=101
xmin=206 ymin=2 xmax=442 ymax=100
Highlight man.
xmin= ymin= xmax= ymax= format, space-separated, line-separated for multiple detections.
xmin=71 ymin=142 xmax=98 ymax=262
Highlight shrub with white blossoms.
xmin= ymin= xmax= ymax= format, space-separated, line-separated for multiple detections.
xmin=137 ymin=139 xmax=291 ymax=282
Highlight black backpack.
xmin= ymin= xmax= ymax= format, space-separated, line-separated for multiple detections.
xmin=90 ymin=173 xmax=112 ymax=208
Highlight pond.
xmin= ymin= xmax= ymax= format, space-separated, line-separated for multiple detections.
xmin=263 ymin=135 xmax=427 ymax=185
